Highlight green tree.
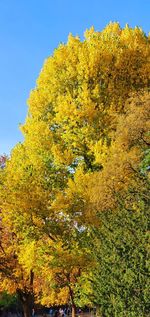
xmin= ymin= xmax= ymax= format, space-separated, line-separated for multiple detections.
xmin=88 ymin=93 xmax=150 ymax=317
xmin=92 ymin=193 xmax=150 ymax=317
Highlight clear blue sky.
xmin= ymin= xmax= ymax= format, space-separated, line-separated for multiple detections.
xmin=0 ymin=0 xmax=150 ymax=154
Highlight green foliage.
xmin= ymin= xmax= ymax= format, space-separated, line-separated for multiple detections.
xmin=0 ymin=292 xmax=18 ymax=309
xmin=73 ymin=272 xmax=94 ymax=307
xmin=141 ymin=148 xmax=150 ymax=173
xmin=92 ymin=192 xmax=150 ymax=317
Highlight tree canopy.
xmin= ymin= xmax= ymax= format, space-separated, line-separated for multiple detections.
xmin=0 ymin=23 xmax=150 ymax=317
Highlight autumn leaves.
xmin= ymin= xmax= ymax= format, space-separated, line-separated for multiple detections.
xmin=0 ymin=23 xmax=150 ymax=317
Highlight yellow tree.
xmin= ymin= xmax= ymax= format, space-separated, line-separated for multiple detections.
xmin=33 ymin=237 xmax=94 ymax=316
xmin=14 ymin=22 xmax=150 ymax=234
xmin=0 ymin=149 xmax=51 ymax=317
xmin=0 ymin=144 xmax=93 ymax=317
xmin=22 ymin=23 xmax=150 ymax=175
xmin=14 ymin=23 xmax=150 ymax=232
xmin=0 ymin=216 xmax=35 ymax=317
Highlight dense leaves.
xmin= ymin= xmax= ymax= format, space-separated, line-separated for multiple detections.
xmin=0 ymin=23 xmax=150 ymax=317
xmin=92 ymin=193 xmax=150 ymax=317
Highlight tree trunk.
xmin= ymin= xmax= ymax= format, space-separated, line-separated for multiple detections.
xmin=17 ymin=270 xmax=34 ymax=317
xmin=22 ymin=298 xmax=32 ymax=317
xmin=96 ymin=305 xmax=102 ymax=317
xmin=17 ymin=290 xmax=34 ymax=317
xmin=71 ymin=304 xmax=76 ymax=317
xmin=68 ymin=285 xmax=76 ymax=317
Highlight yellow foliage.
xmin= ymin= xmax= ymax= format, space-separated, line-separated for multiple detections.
xmin=21 ymin=23 xmax=149 ymax=173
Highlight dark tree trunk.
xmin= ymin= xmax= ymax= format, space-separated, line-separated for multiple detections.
xmin=71 ymin=304 xmax=76 ymax=317
xmin=17 ymin=270 xmax=34 ymax=317
xmin=17 ymin=290 xmax=34 ymax=317
xmin=68 ymin=285 xmax=76 ymax=317
xmin=18 ymin=291 xmax=33 ymax=317
xmin=22 ymin=296 xmax=32 ymax=317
